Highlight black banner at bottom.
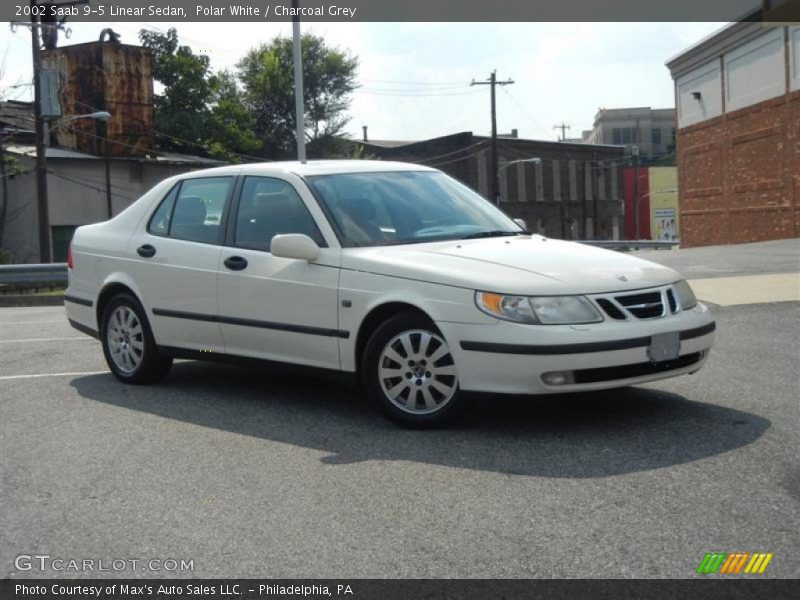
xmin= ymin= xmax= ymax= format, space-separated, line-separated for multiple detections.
xmin=1 ymin=579 xmax=797 ymax=600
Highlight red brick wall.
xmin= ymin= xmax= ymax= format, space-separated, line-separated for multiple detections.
xmin=676 ymin=89 xmax=800 ymax=247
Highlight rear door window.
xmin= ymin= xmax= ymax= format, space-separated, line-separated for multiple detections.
xmin=149 ymin=177 xmax=233 ymax=244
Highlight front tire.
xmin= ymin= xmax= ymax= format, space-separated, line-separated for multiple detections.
xmin=100 ymin=293 xmax=172 ymax=384
xmin=362 ymin=312 xmax=462 ymax=428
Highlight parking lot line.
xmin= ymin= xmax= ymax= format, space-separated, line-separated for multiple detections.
xmin=0 ymin=371 xmax=107 ymax=381
xmin=0 ymin=320 xmax=70 ymax=325
xmin=0 ymin=337 xmax=92 ymax=343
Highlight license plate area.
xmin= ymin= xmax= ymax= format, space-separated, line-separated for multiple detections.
xmin=648 ymin=332 xmax=681 ymax=363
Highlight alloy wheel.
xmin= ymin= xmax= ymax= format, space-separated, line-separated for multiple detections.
xmin=378 ymin=329 xmax=458 ymax=415
xmin=106 ymin=305 xmax=144 ymax=373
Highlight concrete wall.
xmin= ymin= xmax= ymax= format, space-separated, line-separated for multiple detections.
xmin=677 ymin=61 xmax=723 ymax=128
xmin=1 ymin=157 xmax=205 ymax=262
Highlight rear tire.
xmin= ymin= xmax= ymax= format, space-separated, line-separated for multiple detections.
xmin=361 ymin=311 xmax=462 ymax=428
xmin=100 ymin=292 xmax=172 ymax=384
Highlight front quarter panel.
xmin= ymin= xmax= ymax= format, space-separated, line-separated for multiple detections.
xmin=338 ymin=268 xmax=495 ymax=372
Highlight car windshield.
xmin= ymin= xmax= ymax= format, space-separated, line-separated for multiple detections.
xmin=306 ymin=170 xmax=524 ymax=247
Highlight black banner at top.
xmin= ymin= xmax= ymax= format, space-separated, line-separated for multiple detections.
xmin=4 ymin=0 xmax=800 ymax=23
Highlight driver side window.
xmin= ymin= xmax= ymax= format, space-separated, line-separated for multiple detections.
xmin=234 ymin=177 xmax=324 ymax=252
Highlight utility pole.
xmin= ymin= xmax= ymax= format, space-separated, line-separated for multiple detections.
xmin=471 ymin=71 xmax=514 ymax=205
xmin=632 ymin=144 xmax=640 ymax=240
xmin=26 ymin=0 xmax=89 ymax=262
xmin=553 ymin=122 xmax=571 ymax=141
xmin=30 ymin=1 xmax=50 ymax=263
xmin=291 ymin=0 xmax=306 ymax=163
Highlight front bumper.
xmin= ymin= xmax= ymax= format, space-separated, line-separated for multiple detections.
xmin=437 ymin=303 xmax=715 ymax=394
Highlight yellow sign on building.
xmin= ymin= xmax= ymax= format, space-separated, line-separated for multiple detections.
xmin=648 ymin=167 xmax=679 ymax=242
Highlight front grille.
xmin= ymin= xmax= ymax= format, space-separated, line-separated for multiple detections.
xmin=615 ymin=291 xmax=664 ymax=319
xmin=666 ymin=288 xmax=677 ymax=313
xmin=572 ymin=352 xmax=703 ymax=384
xmin=596 ymin=298 xmax=626 ymax=320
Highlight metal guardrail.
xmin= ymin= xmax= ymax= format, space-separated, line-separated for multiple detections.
xmin=579 ymin=240 xmax=680 ymax=251
xmin=0 ymin=263 xmax=68 ymax=286
xmin=0 ymin=241 xmax=678 ymax=286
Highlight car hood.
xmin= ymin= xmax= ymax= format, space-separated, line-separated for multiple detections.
xmin=341 ymin=235 xmax=682 ymax=295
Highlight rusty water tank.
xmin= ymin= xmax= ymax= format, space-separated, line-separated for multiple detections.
xmin=42 ymin=38 xmax=154 ymax=157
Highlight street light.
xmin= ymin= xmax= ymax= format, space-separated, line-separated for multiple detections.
xmin=45 ymin=111 xmax=111 ymax=146
xmin=495 ymin=158 xmax=542 ymax=205
xmin=59 ymin=111 xmax=111 ymax=125
xmin=498 ymin=157 xmax=542 ymax=172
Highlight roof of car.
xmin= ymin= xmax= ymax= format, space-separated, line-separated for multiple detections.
xmin=180 ymin=160 xmax=437 ymax=179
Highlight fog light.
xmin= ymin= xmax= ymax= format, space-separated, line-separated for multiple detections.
xmin=542 ymin=371 xmax=575 ymax=386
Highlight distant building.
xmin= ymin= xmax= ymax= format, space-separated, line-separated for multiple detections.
xmin=584 ymin=107 xmax=676 ymax=157
xmin=357 ymin=131 xmax=626 ymax=241
xmin=666 ymin=18 xmax=800 ymax=247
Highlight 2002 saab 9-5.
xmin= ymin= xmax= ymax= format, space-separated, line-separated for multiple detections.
xmin=65 ymin=161 xmax=715 ymax=426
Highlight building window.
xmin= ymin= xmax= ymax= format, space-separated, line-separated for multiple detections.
xmin=651 ymin=128 xmax=661 ymax=145
xmin=612 ymin=127 xmax=637 ymax=145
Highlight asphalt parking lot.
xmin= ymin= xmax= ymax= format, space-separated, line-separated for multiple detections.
xmin=1 ymin=241 xmax=798 ymax=579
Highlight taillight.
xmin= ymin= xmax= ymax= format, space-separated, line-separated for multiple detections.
xmin=67 ymin=243 xmax=74 ymax=269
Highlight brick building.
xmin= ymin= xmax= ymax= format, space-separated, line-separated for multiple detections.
xmin=358 ymin=132 xmax=626 ymax=241
xmin=666 ymin=19 xmax=800 ymax=247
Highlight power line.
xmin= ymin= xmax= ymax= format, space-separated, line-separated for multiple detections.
xmin=415 ymin=139 xmax=490 ymax=164
xmin=426 ymin=147 xmax=490 ymax=169
xmin=47 ymin=171 xmax=137 ymax=202
xmin=357 ymin=84 xmax=471 ymax=93
xmin=360 ymin=79 xmax=470 ymax=86
xmin=66 ymin=101 xmax=266 ymax=163
xmin=354 ymin=88 xmax=484 ymax=98
xmin=499 ymin=87 xmax=550 ymax=136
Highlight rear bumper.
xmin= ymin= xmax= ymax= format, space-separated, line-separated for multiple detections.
xmin=437 ymin=303 xmax=715 ymax=394
xmin=64 ymin=287 xmax=97 ymax=338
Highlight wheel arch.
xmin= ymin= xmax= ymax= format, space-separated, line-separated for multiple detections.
xmin=354 ymin=301 xmax=437 ymax=373
xmin=95 ymin=275 xmax=147 ymax=331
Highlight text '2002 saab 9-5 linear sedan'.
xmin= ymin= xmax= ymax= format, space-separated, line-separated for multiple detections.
xmin=65 ymin=160 xmax=715 ymax=427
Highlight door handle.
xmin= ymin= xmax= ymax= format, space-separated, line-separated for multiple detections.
xmin=224 ymin=256 xmax=248 ymax=271
xmin=137 ymin=244 xmax=156 ymax=258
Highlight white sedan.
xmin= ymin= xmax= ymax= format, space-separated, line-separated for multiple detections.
xmin=65 ymin=160 xmax=715 ymax=426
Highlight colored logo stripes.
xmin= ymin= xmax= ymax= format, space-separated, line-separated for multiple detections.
xmin=696 ymin=552 xmax=773 ymax=574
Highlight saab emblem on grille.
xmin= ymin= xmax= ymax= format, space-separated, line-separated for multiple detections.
xmin=615 ymin=274 xmax=628 ymax=281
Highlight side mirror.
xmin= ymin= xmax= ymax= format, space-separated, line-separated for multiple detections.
xmin=513 ymin=218 xmax=527 ymax=230
xmin=270 ymin=234 xmax=320 ymax=261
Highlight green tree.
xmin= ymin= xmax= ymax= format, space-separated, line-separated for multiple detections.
xmin=139 ymin=28 xmax=216 ymax=152
xmin=205 ymin=70 xmax=262 ymax=162
xmin=237 ymin=34 xmax=358 ymax=159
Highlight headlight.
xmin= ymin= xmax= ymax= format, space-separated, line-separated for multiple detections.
xmin=476 ymin=292 xmax=603 ymax=325
xmin=673 ymin=279 xmax=697 ymax=310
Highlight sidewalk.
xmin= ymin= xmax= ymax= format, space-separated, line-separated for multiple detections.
xmin=634 ymin=238 xmax=800 ymax=307
xmin=688 ymin=273 xmax=799 ymax=306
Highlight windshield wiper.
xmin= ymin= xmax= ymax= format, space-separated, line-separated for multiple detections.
xmin=460 ymin=230 xmax=523 ymax=240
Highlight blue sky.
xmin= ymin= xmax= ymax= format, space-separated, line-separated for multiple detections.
xmin=1 ymin=21 xmax=724 ymax=142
